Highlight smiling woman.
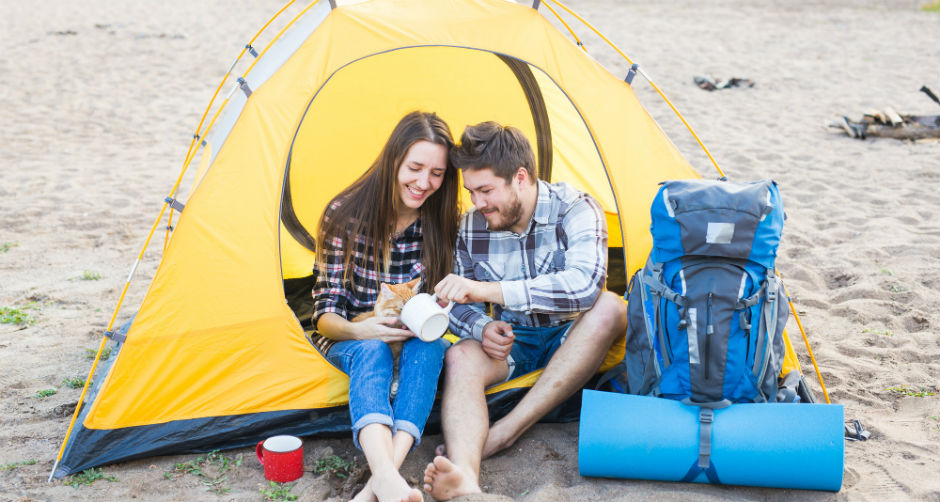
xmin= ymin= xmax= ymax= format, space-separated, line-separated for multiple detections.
xmin=312 ymin=111 xmax=459 ymax=298
xmin=307 ymin=111 xmax=459 ymax=502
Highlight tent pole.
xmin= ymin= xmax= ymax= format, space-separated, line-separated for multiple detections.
xmin=780 ymin=276 xmax=832 ymax=404
xmin=540 ymin=0 xmax=586 ymax=52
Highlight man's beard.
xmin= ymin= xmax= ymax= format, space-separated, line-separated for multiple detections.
xmin=485 ymin=191 xmax=524 ymax=232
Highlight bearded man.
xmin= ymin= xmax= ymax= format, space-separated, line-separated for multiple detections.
xmin=424 ymin=121 xmax=627 ymax=501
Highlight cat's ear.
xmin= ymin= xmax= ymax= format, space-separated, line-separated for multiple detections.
xmin=379 ymin=282 xmax=395 ymax=299
xmin=406 ymin=277 xmax=421 ymax=293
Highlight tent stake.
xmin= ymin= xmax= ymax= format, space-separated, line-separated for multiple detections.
xmin=48 ymin=459 xmax=59 ymax=482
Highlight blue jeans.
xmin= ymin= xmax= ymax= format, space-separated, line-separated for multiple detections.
xmin=326 ymin=337 xmax=446 ymax=449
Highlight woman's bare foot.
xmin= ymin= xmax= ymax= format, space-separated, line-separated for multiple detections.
xmin=350 ymin=477 xmax=378 ymax=502
xmin=422 ymin=456 xmax=481 ymax=501
xmin=371 ymin=470 xmax=422 ymax=502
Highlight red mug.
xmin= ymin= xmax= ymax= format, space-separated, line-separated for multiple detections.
xmin=256 ymin=435 xmax=303 ymax=482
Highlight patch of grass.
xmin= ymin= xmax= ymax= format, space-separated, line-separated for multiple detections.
xmin=921 ymin=1 xmax=940 ymax=13
xmin=0 ymin=306 xmax=35 ymax=326
xmin=72 ymin=270 xmax=103 ymax=281
xmin=312 ymin=454 xmax=354 ymax=479
xmin=62 ymin=376 xmax=86 ymax=389
xmin=888 ymin=283 xmax=907 ymax=293
xmin=886 ymin=385 xmax=936 ymax=397
xmin=35 ymin=388 xmax=57 ymax=399
xmin=85 ymin=347 xmax=111 ymax=360
xmin=862 ymin=328 xmax=894 ymax=337
xmin=260 ymin=481 xmax=299 ymax=502
xmin=164 ymin=450 xmax=243 ymax=495
xmin=880 ymin=268 xmax=893 ymax=276
xmin=0 ymin=242 xmax=17 ymax=253
xmin=64 ymin=468 xmax=118 ymax=488
xmin=1 ymin=459 xmax=37 ymax=471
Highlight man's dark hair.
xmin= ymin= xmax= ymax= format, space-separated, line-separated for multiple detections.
xmin=450 ymin=121 xmax=537 ymax=184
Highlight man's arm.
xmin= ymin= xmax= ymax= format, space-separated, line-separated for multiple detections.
xmin=500 ymin=193 xmax=608 ymax=314
xmin=439 ymin=217 xmax=497 ymax=342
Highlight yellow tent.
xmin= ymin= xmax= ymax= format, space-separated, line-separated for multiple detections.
xmin=52 ymin=0 xmax=810 ymax=478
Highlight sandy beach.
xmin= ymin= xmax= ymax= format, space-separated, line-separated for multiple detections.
xmin=1 ymin=0 xmax=938 ymax=501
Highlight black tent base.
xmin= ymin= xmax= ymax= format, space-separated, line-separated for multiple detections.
xmin=55 ymin=371 xmax=605 ymax=479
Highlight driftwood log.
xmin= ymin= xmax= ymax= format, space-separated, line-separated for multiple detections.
xmin=831 ymin=108 xmax=940 ymax=140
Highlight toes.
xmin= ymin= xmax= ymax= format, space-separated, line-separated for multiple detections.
xmin=432 ymin=455 xmax=454 ymax=472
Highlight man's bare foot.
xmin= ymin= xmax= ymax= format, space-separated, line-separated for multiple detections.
xmin=481 ymin=420 xmax=523 ymax=459
xmin=350 ymin=477 xmax=377 ymax=502
xmin=371 ymin=470 xmax=422 ymax=502
xmin=422 ymin=456 xmax=481 ymax=501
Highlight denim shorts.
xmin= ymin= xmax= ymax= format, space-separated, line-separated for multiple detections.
xmin=505 ymin=322 xmax=573 ymax=381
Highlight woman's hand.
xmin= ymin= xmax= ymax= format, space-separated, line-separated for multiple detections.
xmin=353 ymin=316 xmax=415 ymax=343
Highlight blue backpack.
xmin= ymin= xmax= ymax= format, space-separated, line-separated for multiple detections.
xmin=624 ymin=179 xmax=789 ymax=405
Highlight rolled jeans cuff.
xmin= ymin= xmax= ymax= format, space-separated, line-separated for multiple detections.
xmin=393 ymin=419 xmax=423 ymax=448
xmin=352 ymin=413 xmax=394 ymax=450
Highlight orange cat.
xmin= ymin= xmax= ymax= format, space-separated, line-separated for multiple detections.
xmin=351 ymin=278 xmax=420 ymax=394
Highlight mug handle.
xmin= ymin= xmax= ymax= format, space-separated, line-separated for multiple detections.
xmin=256 ymin=440 xmax=265 ymax=464
xmin=430 ymin=294 xmax=454 ymax=313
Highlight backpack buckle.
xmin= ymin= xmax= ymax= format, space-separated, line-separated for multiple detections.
xmin=765 ymin=276 xmax=778 ymax=302
xmin=699 ymin=408 xmax=714 ymax=424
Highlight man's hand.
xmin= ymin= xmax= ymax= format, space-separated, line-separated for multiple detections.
xmin=481 ymin=321 xmax=514 ymax=360
xmin=434 ymin=273 xmax=504 ymax=305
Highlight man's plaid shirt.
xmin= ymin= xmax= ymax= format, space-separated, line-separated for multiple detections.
xmin=449 ymin=180 xmax=608 ymax=341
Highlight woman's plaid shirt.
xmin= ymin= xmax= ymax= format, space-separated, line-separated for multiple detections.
xmin=311 ymin=201 xmax=424 ymax=353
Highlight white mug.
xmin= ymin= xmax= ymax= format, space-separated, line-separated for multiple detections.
xmin=400 ymin=293 xmax=454 ymax=342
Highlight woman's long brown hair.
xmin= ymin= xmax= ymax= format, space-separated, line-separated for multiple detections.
xmin=315 ymin=111 xmax=459 ymax=292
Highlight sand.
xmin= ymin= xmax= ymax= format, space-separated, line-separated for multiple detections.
xmin=1 ymin=0 xmax=938 ymax=500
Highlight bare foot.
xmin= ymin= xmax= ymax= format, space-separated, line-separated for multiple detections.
xmin=350 ymin=477 xmax=378 ymax=502
xmin=481 ymin=420 xmax=522 ymax=459
xmin=371 ymin=471 xmax=422 ymax=502
xmin=422 ymin=456 xmax=481 ymax=501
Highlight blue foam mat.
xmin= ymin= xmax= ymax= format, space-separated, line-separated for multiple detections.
xmin=578 ymin=390 xmax=844 ymax=491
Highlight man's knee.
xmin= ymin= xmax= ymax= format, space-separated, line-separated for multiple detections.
xmin=443 ymin=340 xmax=485 ymax=380
xmin=586 ymin=291 xmax=627 ymax=338
xmin=443 ymin=340 xmax=506 ymax=385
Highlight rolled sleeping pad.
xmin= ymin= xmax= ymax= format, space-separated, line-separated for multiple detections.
xmin=578 ymin=390 xmax=844 ymax=491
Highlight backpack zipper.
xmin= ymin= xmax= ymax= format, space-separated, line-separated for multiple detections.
xmin=704 ymin=292 xmax=714 ymax=380
xmin=658 ymin=297 xmax=674 ymax=365
xmin=744 ymin=307 xmax=752 ymax=365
